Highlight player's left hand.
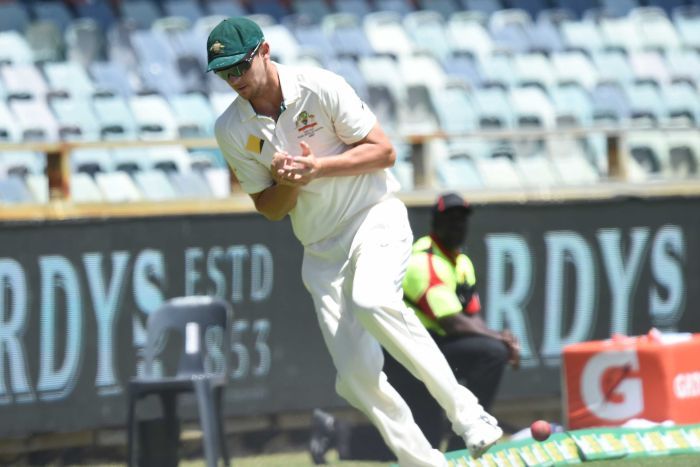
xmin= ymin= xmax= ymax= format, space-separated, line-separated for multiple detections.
xmin=284 ymin=141 xmax=319 ymax=186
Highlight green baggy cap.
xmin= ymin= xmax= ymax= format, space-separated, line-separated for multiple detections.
xmin=206 ymin=17 xmax=263 ymax=72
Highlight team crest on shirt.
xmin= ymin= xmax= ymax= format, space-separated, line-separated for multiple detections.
xmin=295 ymin=110 xmax=322 ymax=138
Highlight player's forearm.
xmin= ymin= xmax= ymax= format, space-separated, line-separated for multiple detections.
xmin=316 ymin=140 xmax=396 ymax=178
xmin=251 ymin=184 xmax=299 ymax=221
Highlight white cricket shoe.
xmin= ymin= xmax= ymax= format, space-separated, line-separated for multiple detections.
xmin=462 ymin=413 xmax=503 ymax=459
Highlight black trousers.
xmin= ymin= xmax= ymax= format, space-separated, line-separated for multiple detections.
xmin=343 ymin=334 xmax=509 ymax=460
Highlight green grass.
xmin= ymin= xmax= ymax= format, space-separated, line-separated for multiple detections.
xmin=178 ymin=451 xmax=700 ymax=467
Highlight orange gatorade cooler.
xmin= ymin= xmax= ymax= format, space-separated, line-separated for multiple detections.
xmin=563 ymin=332 xmax=700 ymax=429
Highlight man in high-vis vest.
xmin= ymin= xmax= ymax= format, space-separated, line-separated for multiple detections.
xmin=391 ymin=192 xmax=521 ymax=450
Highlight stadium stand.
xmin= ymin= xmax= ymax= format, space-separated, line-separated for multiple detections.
xmin=0 ymin=0 xmax=698 ymax=206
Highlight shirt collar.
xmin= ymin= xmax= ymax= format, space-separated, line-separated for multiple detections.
xmin=235 ymin=62 xmax=300 ymax=122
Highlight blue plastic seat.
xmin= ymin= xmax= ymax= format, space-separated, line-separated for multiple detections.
xmin=323 ymin=13 xmax=375 ymax=59
xmin=335 ymin=0 xmax=373 ymax=17
xmin=472 ymin=86 xmax=515 ymax=128
xmin=75 ymin=0 xmax=118 ymax=31
xmin=375 ymin=0 xmax=415 ymax=16
xmin=120 ymin=1 xmax=163 ymax=30
xmin=0 ymin=176 xmax=34 ymax=204
xmin=554 ymin=0 xmax=598 ymax=19
xmin=600 ymin=0 xmax=639 ymax=17
xmin=625 ymin=81 xmax=667 ymax=125
xmin=168 ymin=93 xmax=217 ymax=138
xmin=92 ymin=94 xmax=139 ymax=140
xmin=510 ymin=0 xmax=548 ymax=19
xmin=591 ymin=82 xmax=630 ymax=123
xmin=550 ymin=83 xmax=594 ymax=127
xmin=126 ymin=297 xmax=232 ymax=467
xmin=488 ymin=9 xmax=533 ymax=54
xmin=432 ymin=83 xmax=478 ymax=133
xmin=205 ymin=0 xmax=247 ymax=16
xmin=31 ymin=1 xmax=74 ymax=32
xmin=416 ymin=0 xmax=459 ymax=19
xmin=292 ymin=0 xmax=333 ymax=23
xmin=50 ymin=96 xmax=102 ymax=141
xmin=163 ymin=0 xmax=205 ymax=22
xmin=460 ymin=0 xmax=504 ymax=17
xmin=0 ymin=2 xmax=30 ymax=32
xmin=250 ymin=0 xmax=291 ymax=21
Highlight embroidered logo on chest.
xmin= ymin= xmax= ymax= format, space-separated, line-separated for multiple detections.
xmin=294 ymin=110 xmax=323 ymax=138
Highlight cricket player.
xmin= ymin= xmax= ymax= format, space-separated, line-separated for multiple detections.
xmin=207 ymin=17 xmax=503 ymax=466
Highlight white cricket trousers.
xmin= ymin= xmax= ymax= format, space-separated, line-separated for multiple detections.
xmin=301 ymin=197 xmax=485 ymax=467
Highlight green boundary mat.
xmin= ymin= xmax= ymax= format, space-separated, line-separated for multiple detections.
xmin=390 ymin=424 xmax=700 ymax=467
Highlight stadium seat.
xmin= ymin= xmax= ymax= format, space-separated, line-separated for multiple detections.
xmin=0 ymin=31 xmax=35 ymax=65
xmin=398 ymin=53 xmax=447 ymax=90
xmin=168 ymin=172 xmax=214 ymax=199
xmin=75 ymin=0 xmax=118 ymax=31
xmin=630 ymin=7 xmax=681 ymax=50
xmin=399 ymin=84 xmax=440 ymax=134
xmin=526 ymin=17 xmax=565 ymax=53
xmin=43 ymin=62 xmax=96 ymax=99
xmin=203 ymin=167 xmax=233 ymax=198
xmin=416 ymin=0 xmax=460 ymax=19
xmin=663 ymin=81 xmax=700 ymax=125
xmin=515 ymin=154 xmax=561 ymax=187
xmin=286 ymin=20 xmax=337 ymax=64
xmin=436 ymin=155 xmax=483 ymax=189
xmin=553 ymin=0 xmax=597 ymax=19
xmin=358 ymin=54 xmax=406 ymax=105
xmin=322 ymin=13 xmax=375 ymax=59
xmin=510 ymin=0 xmax=548 ymax=19
xmin=129 ymin=95 xmax=180 ymax=140
xmin=25 ymin=174 xmax=49 ymax=204
xmin=590 ymin=82 xmax=630 ymax=124
xmin=550 ymin=51 xmax=598 ymax=89
xmin=477 ymin=52 xmax=516 ymax=88
xmin=260 ymin=23 xmax=300 ymax=64
xmin=625 ymin=130 xmax=671 ymax=178
xmin=475 ymin=157 xmax=524 ymax=189
xmin=472 ymin=86 xmax=515 ymax=128
xmin=665 ymin=131 xmax=700 ymax=177
xmin=665 ymin=47 xmax=700 ymax=84
xmin=31 ymin=1 xmax=74 ymax=33
xmin=92 ymin=94 xmax=139 ymax=140
xmin=65 ymin=18 xmax=106 ymax=68
xmin=0 ymin=2 xmax=30 ymax=33
xmin=461 ymin=0 xmax=504 ymax=17
xmin=591 ymin=49 xmax=636 ymax=85
xmin=50 ymin=96 xmax=102 ymax=141
xmin=71 ymin=172 xmax=105 ymax=203
xmin=0 ymin=176 xmax=34 ymax=204
xmin=402 ymin=11 xmax=452 ymax=62
xmin=646 ymin=0 xmax=687 ymax=16
xmin=0 ymin=151 xmax=46 ymax=177
xmin=163 ymin=0 xmax=205 ymax=23
xmin=327 ymin=57 xmax=369 ymax=100
xmin=363 ymin=11 xmax=415 ymax=57
xmin=335 ymin=0 xmax=373 ymax=17
xmin=599 ymin=16 xmax=644 ymax=52
xmin=489 ymin=8 xmax=533 ymax=54
xmin=629 ymin=50 xmax=671 ymax=85
xmin=550 ymin=151 xmax=600 ymax=184
xmin=431 ymin=83 xmax=479 ymax=133
xmin=625 ymin=81 xmax=667 ymax=125
xmin=374 ymin=0 xmax=415 ymax=16
xmin=509 ymin=86 xmax=557 ymax=128
xmin=9 ymin=99 xmax=60 ymax=141
xmin=95 ymin=171 xmax=143 ymax=202
xmin=559 ymin=18 xmax=605 ymax=54
xmin=0 ymin=102 xmax=21 ymax=142
xmin=133 ymin=169 xmax=179 ymax=201
xmin=292 ymin=0 xmax=333 ymax=23
xmin=600 ymin=0 xmax=639 ymax=17
xmin=120 ymin=1 xmax=163 ymax=30
xmin=443 ymin=54 xmax=484 ymax=89
xmin=90 ymin=61 xmax=143 ymax=98
xmin=249 ymin=0 xmax=291 ymax=21
xmin=512 ymin=53 xmax=556 ymax=89
xmin=169 ymin=93 xmax=217 ymax=138
xmin=25 ymin=21 xmax=65 ymax=63
xmin=205 ymin=0 xmax=247 ymax=17
xmin=70 ymin=148 xmax=115 ymax=176
xmin=550 ymin=83 xmax=594 ymax=127
xmin=673 ymin=7 xmax=700 ymax=49
xmin=447 ymin=12 xmax=495 ymax=57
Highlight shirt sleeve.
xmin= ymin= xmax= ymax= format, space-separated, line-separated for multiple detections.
xmin=324 ymin=73 xmax=377 ymax=145
xmin=214 ymin=116 xmax=272 ymax=195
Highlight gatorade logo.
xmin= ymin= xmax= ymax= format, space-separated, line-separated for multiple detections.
xmin=673 ymin=372 xmax=700 ymax=399
xmin=580 ymin=350 xmax=643 ymax=421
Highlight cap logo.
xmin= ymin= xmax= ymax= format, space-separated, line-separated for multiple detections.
xmin=209 ymin=41 xmax=225 ymax=55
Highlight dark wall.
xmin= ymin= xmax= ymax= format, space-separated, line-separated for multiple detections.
xmin=0 ymin=195 xmax=698 ymax=436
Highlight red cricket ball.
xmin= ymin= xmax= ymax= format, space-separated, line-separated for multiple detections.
xmin=530 ymin=420 xmax=552 ymax=442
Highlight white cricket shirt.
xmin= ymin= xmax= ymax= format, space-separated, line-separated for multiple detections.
xmin=215 ymin=63 xmax=400 ymax=246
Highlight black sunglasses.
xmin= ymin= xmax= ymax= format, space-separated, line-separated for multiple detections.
xmin=215 ymin=42 xmax=262 ymax=80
